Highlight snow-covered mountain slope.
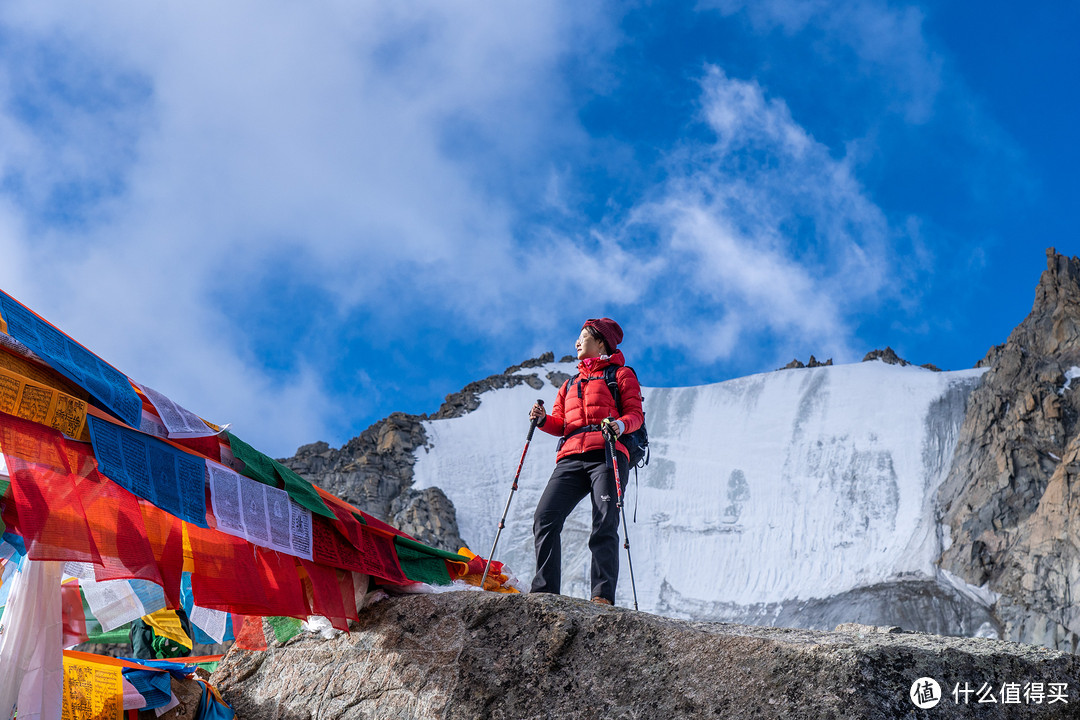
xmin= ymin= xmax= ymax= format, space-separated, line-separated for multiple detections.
xmin=413 ymin=359 xmax=997 ymax=636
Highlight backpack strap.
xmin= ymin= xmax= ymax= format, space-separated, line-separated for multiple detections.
xmin=603 ymin=365 xmax=621 ymax=414
xmin=568 ymin=372 xmax=588 ymax=401
xmin=604 ymin=364 xmax=640 ymax=417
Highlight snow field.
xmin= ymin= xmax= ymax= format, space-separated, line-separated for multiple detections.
xmin=412 ymin=360 xmax=986 ymax=615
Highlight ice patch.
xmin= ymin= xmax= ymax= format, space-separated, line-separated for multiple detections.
xmin=1060 ymin=366 xmax=1080 ymax=395
xmin=938 ymin=568 xmax=1000 ymax=608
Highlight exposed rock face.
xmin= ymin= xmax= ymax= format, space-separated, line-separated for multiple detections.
xmin=656 ymin=578 xmax=1000 ymax=639
xmin=779 ymin=355 xmax=834 ymax=370
xmin=997 ymin=430 xmax=1080 ymax=653
xmin=432 ymin=353 xmax=552 ymax=420
xmin=147 ymin=676 xmax=206 ymax=720
xmin=938 ymin=249 xmax=1080 ymax=650
xmin=212 ymin=591 xmax=1080 ymax=720
xmin=280 ymin=413 xmax=463 ymax=551
xmin=863 ymin=347 xmax=910 ymax=366
xmin=279 ymin=355 xmax=557 ymax=552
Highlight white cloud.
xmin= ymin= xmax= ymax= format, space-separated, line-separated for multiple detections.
xmin=0 ymin=2 xmax=917 ymax=455
xmin=622 ymin=67 xmax=898 ymax=363
xmin=0 ymin=0 xmax=616 ymax=455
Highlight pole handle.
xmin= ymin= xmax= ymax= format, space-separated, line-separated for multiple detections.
xmin=526 ymin=398 xmax=544 ymax=441
xmin=603 ymin=415 xmax=618 ymax=442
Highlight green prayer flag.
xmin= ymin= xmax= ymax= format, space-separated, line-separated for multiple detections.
xmin=88 ymin=625 xmax=134 ymax=645
xmin=82 ymin=594 xmax=133 ymax=644
xmin=224 ymin=433 xmax=277 ymax=486
xmin=394 ymin=535 xmax=470 ymax=563
xmin=227 ymin=433 xmax=333 ymax=519
xmin=393 ymin=536 xmax=458 ymax=586
xmin=266 ymin=615 xmax=304 ymax=644
xmin=0 ymin=477 xmax=8 ymax=536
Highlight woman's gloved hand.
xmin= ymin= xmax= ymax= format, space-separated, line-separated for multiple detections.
xmin=601 ymin=417 xmax=623 ymax=438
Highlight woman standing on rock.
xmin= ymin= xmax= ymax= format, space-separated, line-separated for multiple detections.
xmin=528 ymin=318 xmax=644 ymax=605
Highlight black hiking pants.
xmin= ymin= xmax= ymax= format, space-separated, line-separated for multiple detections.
xmin=530 ymin=448 xmax=628 ymax=604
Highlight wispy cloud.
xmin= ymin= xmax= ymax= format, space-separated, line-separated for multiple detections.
xmin=699 ymin=0 xmax=942 ymax=122
xmin=611 ymin=67 xmax=898 ymax=365
xmin=0 ymin=1 xmax=617 ymax=454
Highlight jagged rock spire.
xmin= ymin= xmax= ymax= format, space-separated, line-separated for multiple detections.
xmin=938 ymin=248 xmax=1080 ymax=650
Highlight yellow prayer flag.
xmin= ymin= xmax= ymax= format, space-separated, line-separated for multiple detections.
xmin=0 ymin=345 xmax=87 ymax=399
xmin=62 ymin=655 xmax=124 ymax=720
xmin=144 ymin=608 xmax=193 ymax=649
xmin=0 ymin=361 xmax=90 ymax=441
xmin=181 ymin=523 xmax=194 ymax=574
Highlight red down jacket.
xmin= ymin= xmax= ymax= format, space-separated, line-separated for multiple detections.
xmin=538 ymin=350 xmax=644 ymax=462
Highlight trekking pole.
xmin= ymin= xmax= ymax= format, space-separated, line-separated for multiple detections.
xmin=481 ymin=399 xmax=543 ymax=590
xmin=604 ymin=418 xmax=639 ymax=610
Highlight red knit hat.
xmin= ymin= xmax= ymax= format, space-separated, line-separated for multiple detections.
xmin=583 ymin=318 xmax=623 ymax=352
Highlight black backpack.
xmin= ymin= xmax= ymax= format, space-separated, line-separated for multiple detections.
xmin=565 ymin=364 xmax=650 ymax=469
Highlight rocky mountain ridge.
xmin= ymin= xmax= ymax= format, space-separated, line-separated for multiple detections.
xmin=939 ymin=249 xmax=1080 ymax=650
xmin=280 ymin=353 xmax=562 ymax=551
xmin=281 ymin=249 xmax=1080 ymax=652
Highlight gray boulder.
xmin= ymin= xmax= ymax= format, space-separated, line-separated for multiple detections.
xmin=211 ymin=591 xmax=1079 ymax=719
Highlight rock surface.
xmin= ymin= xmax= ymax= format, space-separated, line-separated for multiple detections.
xmin=431 ymin=353 xmax=552 ymax=420
xmin=863 ymin=347 xmax=911 ymax=366
xmin=939 ymin=249 xmax=1080 ymax=650
xmin=212 ymin=591 xmax=1079 ymax=720
xmin=280 ymin=413 xmax=464 ymax=551
xmin=778 ymin=355 xmax=834 ymax=370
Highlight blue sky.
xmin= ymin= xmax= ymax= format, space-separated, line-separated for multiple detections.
xmin=0 ymin=1 xmax=1076 ymax=457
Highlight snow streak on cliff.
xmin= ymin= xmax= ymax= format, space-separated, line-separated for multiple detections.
xmin=412 ymin=360 xmax=991 ymax=635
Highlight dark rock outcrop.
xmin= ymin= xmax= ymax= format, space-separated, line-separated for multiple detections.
xmin=778 ymin=355 xmax=833 ymax=370
xmin=280 ymin=412 xmax=461 ymax=549
xmin=863 ymin=347 xmax=910 ymax=366
xmin=432 ymin=353 xmax=552 ymax=420
xmin=279 ymin=354 xmax=559 ymax=552
xmin=212 ymin=591 xmax=1080 ymax=719
xmin=861 ymin=348 xmax=942 ymax=371
xmin=938 ymin=249 xmax=1080 ymax=650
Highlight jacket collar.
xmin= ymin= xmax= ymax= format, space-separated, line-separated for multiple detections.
xmin=579 ymin=349 xmax=625 ymax=376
